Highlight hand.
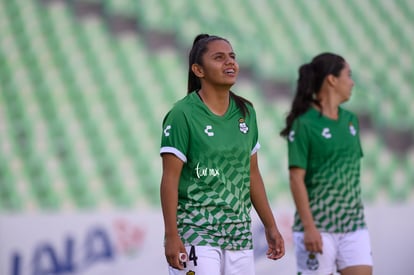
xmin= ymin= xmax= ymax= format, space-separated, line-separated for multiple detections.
xmin=304 ymin=226 xmax=323 ymax=254
xmin=164 ymin=235 xmax=187 ymax=270
xmin=265 ymin=227 xmax=285 ymax=260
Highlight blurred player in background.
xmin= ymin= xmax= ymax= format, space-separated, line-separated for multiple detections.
xmin=160 ymin=33 xmax=285 ymax=275
xmin=280 ymin=53 xmax=373 ymax=275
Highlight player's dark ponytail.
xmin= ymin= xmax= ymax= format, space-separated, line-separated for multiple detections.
xmin=187 ymin=33 xmax=252 ymax=117
xmin=280 ymin=53 xmax=345 ymax=137
xmin=187 ymin=34 xmax=216 ymax=94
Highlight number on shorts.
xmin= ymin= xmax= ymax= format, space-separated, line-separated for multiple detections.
xmin=189 ymin=245 xmax=198 ymax=266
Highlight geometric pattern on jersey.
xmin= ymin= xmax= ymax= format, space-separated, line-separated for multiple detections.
xmin=161 ymin=92 xmax=259 ymax=250
xmin=293 ymin=152 xmax=366 ymax=232
xmin=178 ymin=148 xmax=252 ymax=250
xmin=288 ymin=107 xmax=367 ymax=233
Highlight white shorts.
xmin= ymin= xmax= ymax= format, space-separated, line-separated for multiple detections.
xmin=168 ymin=245 xmax=255 ymax=275
xmin=293 ymin=229 xmax=373 ymax=274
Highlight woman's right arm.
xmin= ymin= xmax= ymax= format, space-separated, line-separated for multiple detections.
xmin=289 ymin=167 xmax=323 ymax=254
xmin=160 ymin=153 xmax=186 ymax=269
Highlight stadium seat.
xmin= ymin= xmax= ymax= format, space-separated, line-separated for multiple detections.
xmin=0 ymin=0 xmax=412 ymax=212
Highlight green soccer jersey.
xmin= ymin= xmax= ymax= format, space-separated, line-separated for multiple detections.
xmin=160 ymin=92 xmax=259 ymax=250
xmin=288 ymin=107 xmax=367 ymax=233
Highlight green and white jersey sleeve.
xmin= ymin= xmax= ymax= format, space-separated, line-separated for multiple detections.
xmin=287 ymin=107 xmax=366 ymax=233
xmin=160 ymin=102 xmax=190 ymax=163
xmin=160 ymin=92 xmax=259 ymax=250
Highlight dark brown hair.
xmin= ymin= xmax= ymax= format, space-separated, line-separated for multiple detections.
xmin=280 ymin=53 xmax=345 ymax=137
xmin=187 ymin=33 xmax=252 ymax=117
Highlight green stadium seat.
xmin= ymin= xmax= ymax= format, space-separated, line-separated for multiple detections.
xmin=0 ymin=154 xmax=22 ymax=211
xmin=104 ymin=0 xmax=136 ymax=17
xmin=0 ymin=0 xmax=413 ymax=212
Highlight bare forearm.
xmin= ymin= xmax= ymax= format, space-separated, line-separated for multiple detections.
xmin=160 ymin=178 xmax=179 ymax=237
xmin=160 ymin=154 xmax=183 ymax=238
xmin=250 ymin=159 xmax=277 ymax=230
xmin=250 ymin=153 xmax=277 ymax=229
xmin=289 ymin=175 xmax=315 ymax=230
xmin=251 ymin=181 xmax=276 ymax=228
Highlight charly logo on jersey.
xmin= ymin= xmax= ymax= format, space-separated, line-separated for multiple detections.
xmin=288 ymin=130 xmax=295 ymax=142
xmin=238 ymin=118 xmax=249 ymax=134
xmin=306 ymin=253 xmax=319 ymax=271
xmin=186 ymin=271 xmax=195 ymax=275
xmin=163 ymin=125 xmax=171 ymax=137
xmin=349 ymin=122 xmax=357 ymax=136
xmin=195 ymin=162 xmax=220 ymax=178
xmin=204 ymin=125 xmax=214 ymax=136
xmin=321 ymin=127 xmax=332 ymax=139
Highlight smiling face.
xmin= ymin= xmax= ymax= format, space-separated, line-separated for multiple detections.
xmin=192 ymin=39 xmax=239 ymax=89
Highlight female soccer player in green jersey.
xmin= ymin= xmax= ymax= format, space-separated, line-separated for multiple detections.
xmin=160 ymin=34 xmax=285 ymax=274
xmin=280 ymin=53 xmax=373 ymax=275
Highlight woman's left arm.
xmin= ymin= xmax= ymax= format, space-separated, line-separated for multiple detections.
xmin=250 ymin=152 xmax=285 ymax=260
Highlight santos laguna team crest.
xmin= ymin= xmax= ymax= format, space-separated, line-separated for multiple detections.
xmin=306 ymin=253 xmax=319 ymax=270
xmin=238 ymin=118 xmax=249 ymax=134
